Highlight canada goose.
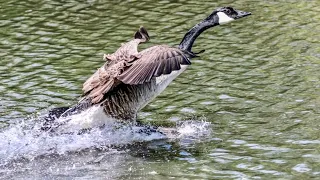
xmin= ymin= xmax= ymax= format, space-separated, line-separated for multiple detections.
xmin=43 ymin=7 xmax=251 ymax=131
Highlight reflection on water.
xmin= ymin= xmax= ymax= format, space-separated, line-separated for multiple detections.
xmin=1 ymin=0 xmax=320 ymax=179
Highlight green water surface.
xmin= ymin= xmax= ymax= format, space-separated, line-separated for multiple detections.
xmin=0 ymin=0 xmax=320 ymax=179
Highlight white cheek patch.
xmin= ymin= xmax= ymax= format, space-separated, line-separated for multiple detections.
xmin=217 ymin=12 xmax=235 ymax=24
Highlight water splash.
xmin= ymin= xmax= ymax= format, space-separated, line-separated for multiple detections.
xmin=0 ymin=110 xmax=211 ymax=167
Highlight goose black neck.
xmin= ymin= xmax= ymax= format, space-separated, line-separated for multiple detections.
xmin=179 ymin=15 xmax=219 ymax=52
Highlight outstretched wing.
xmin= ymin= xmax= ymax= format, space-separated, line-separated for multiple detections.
xmin=117 ymin=45 xmax=191 ymax=85
xmin=82 ymin=27 xmax=149 ymax=103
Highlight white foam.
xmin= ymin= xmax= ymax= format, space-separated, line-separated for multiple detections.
xmin=0 ymin=110 xmax=211 ymax=166
xmin=177 ymin=120 xmax=211 ymax=138
xmin=54 ymin=106 xmax=115 ymax=134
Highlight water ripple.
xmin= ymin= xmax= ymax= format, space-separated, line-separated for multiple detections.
xmin=1 ymin=0 xmax=320 ymax=179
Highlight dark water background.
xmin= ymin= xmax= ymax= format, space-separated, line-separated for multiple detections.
xmin=0 ymin=0 xmax=319 ymax=179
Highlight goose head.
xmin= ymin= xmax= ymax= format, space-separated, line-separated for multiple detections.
xmin=179 ymin=6 xmax=251 ymax=51
xmin=204 ymin=7 xmax=251 ymax=25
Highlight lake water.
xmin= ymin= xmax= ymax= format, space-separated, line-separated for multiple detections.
xmin=0 ymin=0 xmax=319 ymax=179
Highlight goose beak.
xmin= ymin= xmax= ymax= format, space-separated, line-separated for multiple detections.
xmin=235 ymin=10 xmax=251 ymax=19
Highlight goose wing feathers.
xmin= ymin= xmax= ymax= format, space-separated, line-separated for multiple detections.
xmin=117 ymin=45 xmax=191 ymax=85
xmin=81 ymin=28 xmax=191 ymax=104
xmin=82 ymin=58 xmax=126 ymax=103
xmin=82 ymin=27 xmax=149 ymax=103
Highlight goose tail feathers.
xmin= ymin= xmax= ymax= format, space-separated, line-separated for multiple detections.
xmin=134 ymin=26 xmax=150 ymax=42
